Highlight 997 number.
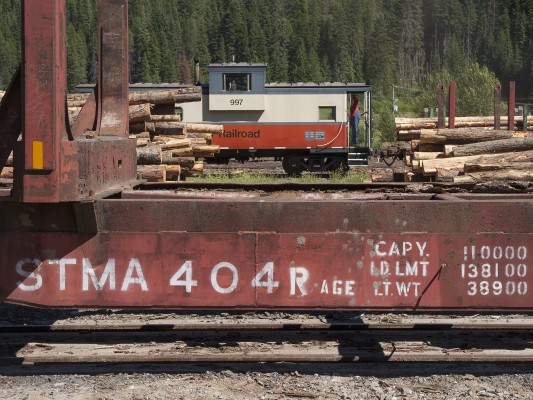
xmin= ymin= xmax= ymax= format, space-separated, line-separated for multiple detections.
xmin=230 ymin=99 xmax=243 ymax=106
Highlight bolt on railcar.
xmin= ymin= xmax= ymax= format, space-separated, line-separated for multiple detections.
xmin=179 ymin=62 xmax=373 ymax=175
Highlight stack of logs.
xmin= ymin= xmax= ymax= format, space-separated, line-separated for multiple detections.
xmin=397 ymin=116 xmax=533 ymax=184
xmin=0 ymin=88 xmax=223 ymax=182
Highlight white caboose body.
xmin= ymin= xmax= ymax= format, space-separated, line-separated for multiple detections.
xmin=180 ymin=63 xmax=372 ymax=174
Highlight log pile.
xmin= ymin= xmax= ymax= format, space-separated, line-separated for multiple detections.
xmin=67 ymin=88 xmax=220 ymax=181
xmin=1 ymin=87 xmax=221 ymax=181
xmin=398 ymin=118 xmax=533 ymax=184
xmin=396 ymin=116 xmax=532 ymax=141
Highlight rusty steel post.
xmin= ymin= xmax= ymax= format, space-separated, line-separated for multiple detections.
xmin=508 ymin=81 xmax=515 ymax=131
xmin=448 ymin=81 xmax=456 ymax=129
xmin=494 ymin=84 xmax=501 ymax=130
xmin=20 ymin=0 xmax=71 ymax=202
xmin=98 ymin=0 xmax=129 ymax=137
xmin=437 ymin=84 xmax=445 ymax=129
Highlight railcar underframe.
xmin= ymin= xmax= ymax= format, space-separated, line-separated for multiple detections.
xmin=0 ymin=0 xmax=531 ymax=311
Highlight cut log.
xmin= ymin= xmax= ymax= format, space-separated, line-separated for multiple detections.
xmin=464 ymin=161 xmax=533 ymax=173
xmin=135 ymin=138 xmax=150 ymax=147
xmin=149 ymin=114 xmax=181 ymax=122
xmin=170 ymin=147 xmax=194 ymax=157
xmin=129 ymin=103 xmax=152 ymax=123
xmin=186 ymin=123 xmax=224 ymax=135
xmin=146 ymin=122 xmax=186 ymax=136
xmin=412 ymin=151 xmax=444 ymax=160
xmin=450 ymin=137 xmax=533 ymax=157
xmin=419 ymin=128 xmax=531 ymax=145
xmin=397 ymin=130 xmax=422 ymax=141
xmin=186 ymin=132 xmax=213 ymax=140
xmin=129 ymin=88 xmax=201 ymax=105
xmin=421 ymin=150 xmax=533 ymax=175
xmin=189 ymin=138 xmax=208 ymax=145
xmin=454 ymin=169 xmax=533 ymax=184
xmin=436 ymin=168 xmax=460 ymax=182
xmin=396 ymin=116 xmax=532 ymax=131
xmin=159 ymin=138 xmax=192 ymax=150
xmin=161 ymin=154 xmax=195 ymax=168
xmin=0 ymin=166 xmax=13 ymax=179
xmin=190 ymin=162 xmax=204 ymax=175
xmin=131 ymin=131 xmax=150 ymax=139
xmin=136 ymin=145 xmax=162 ymax=165
xmin=418 ymin=143 xmax=444 ymax=152
xmin=191 ymin=145 xmax=220 ymax=154
xmin=137 ymin=165 xmax=166 ymax=182
xmin=165 ymin=165 xmax=181 ymax=181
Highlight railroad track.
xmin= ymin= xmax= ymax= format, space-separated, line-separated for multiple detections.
xmin=1 ymin=321 xmax=531 ymax=365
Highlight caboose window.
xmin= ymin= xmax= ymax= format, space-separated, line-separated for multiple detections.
xmin=223 ymin=73 xmax=251 ymax=91
xmin=319 ymin=106 xmax=336 ymax=121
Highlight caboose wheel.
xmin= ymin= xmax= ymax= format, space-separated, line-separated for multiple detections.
xmin=282 ymin=155 xmax=304 ymax=176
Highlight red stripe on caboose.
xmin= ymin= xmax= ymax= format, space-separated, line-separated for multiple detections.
xmin=211 ymin=123 xmax=348 ymax=149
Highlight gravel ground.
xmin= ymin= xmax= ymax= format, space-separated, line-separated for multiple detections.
xmin=0 ymin=304 xmax=532 ymax=399
xmin=0 ymin=362 xmax=532 ymax=399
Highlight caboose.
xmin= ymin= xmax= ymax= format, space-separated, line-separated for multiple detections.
xmin=179 ymin=63 xmax=373 ymax=175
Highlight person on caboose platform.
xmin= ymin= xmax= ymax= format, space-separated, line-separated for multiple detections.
xmin=349 ymin=96 xmax=366 ymax=145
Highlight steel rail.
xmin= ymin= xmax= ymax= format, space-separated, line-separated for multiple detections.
xmin=3 ymin=353 xmax=533 ymax=365
xmin=1 ymin=322 xmax=533 ymax=333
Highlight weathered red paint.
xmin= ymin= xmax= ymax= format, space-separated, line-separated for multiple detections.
xmin=1 ymin=197 xmax=532 ymax=310
xmin=448 ymin=81 xmax=456 ymax=128
xmin=508 ymin=81 xmax=516 ymax=131
xmin=211 ymin=123 xmax=348 ymax=149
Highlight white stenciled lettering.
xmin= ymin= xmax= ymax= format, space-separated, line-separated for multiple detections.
xmin=51 ymin=258 xmax=76 ymax=291
xmin=121 ymin=258 xmax=148 ymax=291
xmin=251 ymin=262 xmax=279 ymax=293
xmin=333 ymin=280 xmax=343 ymax=295
xmin=290 ymin=267 xmax=309 ymax=296
xmin=374 ymin=241 xmax=428 ymax=257
xmin=374 ymin=281 xmax=392 ymax=296
xmin=83 ymin=258 xmax=116 ymax=291
xmin=16 ymin=258 xmax=43 ymax=292
xmin=320 ymin=280 xmax=329 ymax=294
xmin=395 ymin=282 xmax=421 ymax=297
xmin=211 ymin=262 xmax=238 ymax=294
xmin=371 ymin=260 xmax=428 ymax=278
xmin=170 ymin=260 xmax=198 ymax=293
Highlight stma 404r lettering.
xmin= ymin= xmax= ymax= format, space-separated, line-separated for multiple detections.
xmin=15 ymin=258 xmax=360 ymax=297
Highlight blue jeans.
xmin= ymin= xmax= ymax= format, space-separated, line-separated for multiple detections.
xmin=351 ymin=115 xmax=360 ymax=145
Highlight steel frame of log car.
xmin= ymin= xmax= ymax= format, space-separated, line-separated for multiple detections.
xmin=179 ymin=63 xmax=373 ymax=175
xmin=1 ymin=0 xmax=532 ymax=312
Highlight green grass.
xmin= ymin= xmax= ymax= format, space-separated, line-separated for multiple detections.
xmin=188 ymin=170 xmax=369 ymax=184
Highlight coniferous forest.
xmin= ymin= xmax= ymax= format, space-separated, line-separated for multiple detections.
xmin=0 ymin=0 xmax=532 ymax=141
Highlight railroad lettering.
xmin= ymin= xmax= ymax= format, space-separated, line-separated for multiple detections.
xmin=15 ymin=257 xmax=149 ymax=292
xmin=221 ymin=129 xmax=261 ymax=139
xmin=290 ymin=267 xmax=309 ymax=296
xmin=320 ymin=279 xmax=356 ymax=296
xmin=16 ymin=258 xmax=43 ymax=291
xmin=395 ymin=282 xmax=421 ymax=297
xmin=371 ymin=260 xmax=429 ymax=278
xmin=374 ymin=241 xmax=428 ymax=257
xmin=83 ymin=258 xmax=116 ymax=291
